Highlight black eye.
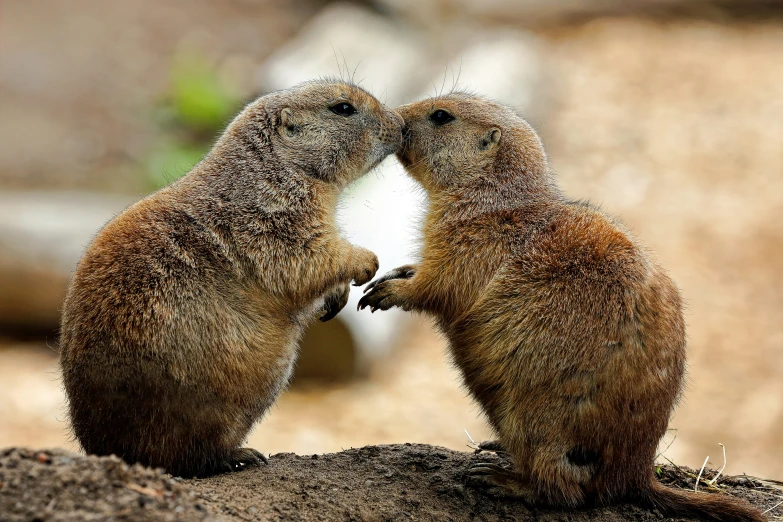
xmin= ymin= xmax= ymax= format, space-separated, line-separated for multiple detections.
xmin=429 ymin=109 xmax=454 ymax=125
xmin=330 ymin=102 xmax=357 ymax=116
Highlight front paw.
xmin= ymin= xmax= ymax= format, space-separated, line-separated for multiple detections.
xmin=363 ymin=264 xmax=417 ymax=294
xmin=320 ymin=283 xmax=350 ymax=322
xmin=352 ymin=248 xmax=380 ymax=286
xmin=357 ymin=279 xmax=408 ymax=313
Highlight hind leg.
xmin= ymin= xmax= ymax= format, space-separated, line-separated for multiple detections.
xmin=467 ymin=436 xmax=591 ymax=507
xmin=468 ymin=458 xmax=587 ymax=508
xmin=467 ymin=462 xmax=535 ymax=500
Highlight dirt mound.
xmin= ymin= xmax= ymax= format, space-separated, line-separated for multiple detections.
xmin=1 ymin=444 xmax=778 ymax=521
xmin=0 ymin=448 xmax=212 ymax=521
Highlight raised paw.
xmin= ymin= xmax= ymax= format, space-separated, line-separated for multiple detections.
xmin=351 ymin=248 xmax=379 ymax=287
xmin=466 ymin=463 xmax=532 ymax=500
xmin=320 ymin=283 xmax=350 ymax=322
xmin=363 ymin=264 xmax=417 ymax=294
xmin=357 ymin=279 xmax=407 ymax=313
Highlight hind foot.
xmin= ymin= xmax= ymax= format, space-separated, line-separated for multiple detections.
xmin=228 ymin=447 xmax=268 ymax=470
xmin=467 ymin=462 xmax=534 ymax=501
xmin=207 ymin=447 xmax=268 ymax=475
xmin=475 ymin=440 xmax=506 ymax=454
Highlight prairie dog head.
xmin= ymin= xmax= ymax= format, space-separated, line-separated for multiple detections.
xmin=226 ymin=79 xmax=403 ymax=188
xmin=395 ymin=93 xmax=549 ymax=196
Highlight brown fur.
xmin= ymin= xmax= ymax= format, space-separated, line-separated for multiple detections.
xmin=60 ymin=79 xmax=402 ymax=477
xmin=359 ymin=93 xmax=764 ymax=521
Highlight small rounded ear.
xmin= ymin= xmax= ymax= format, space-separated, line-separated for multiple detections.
xmin=279 ymin=107 xmax=296 ymax=137
xmin=481 ymin=128 xmax=502 ymax=150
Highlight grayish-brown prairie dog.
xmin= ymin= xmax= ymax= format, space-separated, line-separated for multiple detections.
xmin=60 ymin=79 xmax=402 ymax=477
xmin=359 ymin=93 xmax=764 ymax=521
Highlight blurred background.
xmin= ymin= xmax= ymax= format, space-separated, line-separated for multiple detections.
xmin=1 ymin=0 xmax=782 ymax=480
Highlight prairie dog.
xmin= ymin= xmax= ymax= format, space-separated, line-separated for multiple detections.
xmin=60 ymin=80 xmax=402 ymax=477
xmin=359 ymin=93 xmax=764 ymax=521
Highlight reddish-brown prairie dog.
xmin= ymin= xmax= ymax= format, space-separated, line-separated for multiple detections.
xmin=359 ymin=93 xmax=764 ymax=522
xmin=60 ymin=79 xmax=402 ymax=477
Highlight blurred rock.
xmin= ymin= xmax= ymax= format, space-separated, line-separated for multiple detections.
xmin=257 ymin=2 xmax=432 ymax=107
xmin=0 ymin=191 xmax=133 ymax=333
xmin=259 ymin=2 xmax=551 ymax=123
xmin=438 ymin=29 xmax=550 ymax=129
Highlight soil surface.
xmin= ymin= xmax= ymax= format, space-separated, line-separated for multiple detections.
xmin=1 ymin=445 xmax=780 ymax=522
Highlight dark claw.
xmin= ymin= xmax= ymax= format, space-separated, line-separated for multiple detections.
xmin=465 ymin=463 xmax=534 ymax=504
xmin=363 ymin=265 xmax=416 ymax=294
xmin=230 ymin=447 xmax=268 ymax=470
xmin=321 ymin=285 xmax=350 ymax=322
xmin=320 ymin=296 xmax=341 ymax=322
xmin=243 ymin=448 xmax=269 ymax=465
xmin=357 ymin=283 xmax=389 ymax=312
xmin=475 ymin=440 xmax=506 ymax=454
xmin=468 ymin=463 xmax=508 ymax=476
xmin=357 ymin=292 xmax=372 ymax=311
xmin=466 ymin=464 xmax=512 ymax=492
xmin=215 ymin=459 xmax=234 ymax=475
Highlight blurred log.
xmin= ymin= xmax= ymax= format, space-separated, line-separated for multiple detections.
xmin=0 ymin=191 xmax=132 ymax=336
xmin=372 ymin=0 xmax=783 ymax=27
xmin=258 ymin=2 xmax=433 ymax=107
xmin=0 ymin=190 xmax=363 ymax=381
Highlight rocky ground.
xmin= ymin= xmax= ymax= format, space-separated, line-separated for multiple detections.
xmin=2 ymin=445 xmax=781 ymax=522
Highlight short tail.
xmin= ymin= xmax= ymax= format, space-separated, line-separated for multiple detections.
xmin=641 ymin=480 xmax=766 ymax=522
